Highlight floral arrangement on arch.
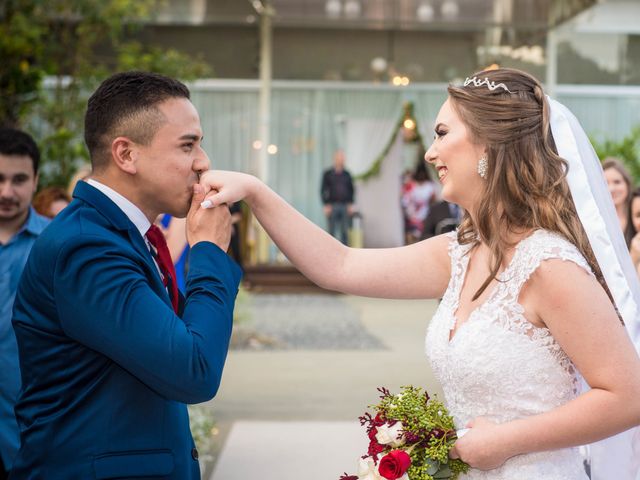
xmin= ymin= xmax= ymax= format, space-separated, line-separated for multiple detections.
xmin=340 ymin=386 xmax=469 ymax=480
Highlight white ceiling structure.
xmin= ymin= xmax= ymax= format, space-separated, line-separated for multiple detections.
xmin=262 ymin=0 xmax=597 ymax=32
xmin=160 ymin=0 xmax=598 ymax=41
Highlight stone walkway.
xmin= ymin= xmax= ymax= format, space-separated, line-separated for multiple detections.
xmin=205 ymin=294 xmax=442 ymax=480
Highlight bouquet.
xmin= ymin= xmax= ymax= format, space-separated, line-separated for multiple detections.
xmin=339 ymin=386 xmax=469 ymax=480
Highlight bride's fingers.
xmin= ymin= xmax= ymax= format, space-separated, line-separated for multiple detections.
xmin=449 ymin=445 xmax=460 ymax=459
xmin=200 ymin=191 xmax=226 ymax=209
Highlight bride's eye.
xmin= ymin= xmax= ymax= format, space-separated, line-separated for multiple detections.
xmin=435 ymin=129 xmax=447 ymax=139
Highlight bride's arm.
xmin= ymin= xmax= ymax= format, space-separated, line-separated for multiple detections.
xmin=199 ymin=170 xmax=451 ymax=299
xmin=452 ymin=259 xmax=640 ymax=469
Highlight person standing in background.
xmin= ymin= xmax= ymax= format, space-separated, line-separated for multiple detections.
xmin=66 ymin=163 xmax=92 ymax=198
xmin=0 ymin=128 xmax=49 ymax=480
xmin=420 ymin=200 xmax=463 ymax=240
xmin=32 ymin=186 xmax=71 ymax=219
xmin=603 ymin=157 xmax=635 ymax=247
xmin=401 ymin=159 xmax=437 ymax=244
xmin=628 ymin=188 xmax=640 ymax=276
xmin=228 ymin=201 xmax=244 ymax=268
xmin=321 ymin=149 xmax=355 ymax=245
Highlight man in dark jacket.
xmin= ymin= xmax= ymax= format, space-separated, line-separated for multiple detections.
xmin=321 ymin=150 xmax=355 ymax=244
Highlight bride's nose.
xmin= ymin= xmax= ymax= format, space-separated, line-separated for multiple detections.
xmin=424 ymin=144 xmax=437 ymax=164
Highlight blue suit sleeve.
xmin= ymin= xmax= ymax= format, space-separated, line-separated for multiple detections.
xmin=53 ymin=235 xmax=242 ymax=404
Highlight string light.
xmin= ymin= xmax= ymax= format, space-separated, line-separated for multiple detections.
xmin=392 ymin=75 xmax=410 ymax=87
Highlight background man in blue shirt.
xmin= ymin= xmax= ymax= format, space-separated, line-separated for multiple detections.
xmin=0 ymin=128 xmax=49 ymax=480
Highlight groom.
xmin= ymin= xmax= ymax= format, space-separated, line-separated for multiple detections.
xmin=10 ymin=71 xmax=242 ymax=479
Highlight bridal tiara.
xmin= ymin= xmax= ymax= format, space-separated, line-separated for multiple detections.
xmin=463 ymin=76 xmax=512 ymax=94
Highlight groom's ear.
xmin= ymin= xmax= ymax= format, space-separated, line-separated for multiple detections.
xmin=111 ymin=137 xmax=138 ymax=175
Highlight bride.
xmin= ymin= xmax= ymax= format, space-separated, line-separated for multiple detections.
xmin=199 ymin=68 xmax=640 ymax=479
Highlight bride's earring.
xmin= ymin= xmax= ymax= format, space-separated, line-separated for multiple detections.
xmin=478 ymin=154 xmax=488 ymax=179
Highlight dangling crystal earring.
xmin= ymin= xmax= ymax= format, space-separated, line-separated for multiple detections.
xmin=477 ymin=154 xmax=488 ymax=179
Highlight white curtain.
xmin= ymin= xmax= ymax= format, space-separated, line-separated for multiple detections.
xmin=353 ymin=131 xmax=405 ymax=248
xmin=187 ymin=81 xmax=640 ymax=261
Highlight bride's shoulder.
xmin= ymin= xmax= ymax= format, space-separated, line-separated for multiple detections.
xmin=520 ymin=229 xmax=593 ymax=276
xmin=523 ymin=229 xmax=583 ymax=255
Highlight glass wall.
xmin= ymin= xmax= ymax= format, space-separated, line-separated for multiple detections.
xmin=557 ymin=31 xmax=640 ymax=85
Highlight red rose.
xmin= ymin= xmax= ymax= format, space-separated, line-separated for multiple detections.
xmin=378 ymin=450 xmax=411 ymax=480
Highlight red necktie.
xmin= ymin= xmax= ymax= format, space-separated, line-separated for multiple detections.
xmin=145 ymin=225 xmax=179 ymax=314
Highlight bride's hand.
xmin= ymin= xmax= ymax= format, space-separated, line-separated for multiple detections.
xmin=449 ymin=417 xmax=514 ymax=471
xmin=198 ymin=170 xmax=257 ymax=208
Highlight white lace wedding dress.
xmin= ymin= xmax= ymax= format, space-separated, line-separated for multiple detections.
xmin=426 ymin=230 xmax=590 ymax=479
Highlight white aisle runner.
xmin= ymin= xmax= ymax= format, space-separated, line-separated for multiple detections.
xmin=210 ymin=421 xmax=368 ymax=480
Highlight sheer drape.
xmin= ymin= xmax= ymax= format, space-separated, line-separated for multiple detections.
xmin=185 ymin=81 xmax=640 ymax=258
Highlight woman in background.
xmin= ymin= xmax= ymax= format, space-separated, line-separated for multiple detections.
xmin=628 ymin=188 xmax=640 ymax=275
xmin=603 ymin=157 xmax=635 ymax=247
xmin=32 ymin=186 xmax=71 ymax=219
xmin=401 ymin=158 xmax=437 ymax=244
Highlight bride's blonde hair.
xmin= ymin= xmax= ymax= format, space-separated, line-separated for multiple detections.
xmin=448 ymin=68 xmax=613 ymax=306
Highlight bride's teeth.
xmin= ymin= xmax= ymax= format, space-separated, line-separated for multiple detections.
xmin=438 ymin=168 xmax=447 ymax=179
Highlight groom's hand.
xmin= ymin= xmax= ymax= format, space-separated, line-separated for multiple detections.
xmin=186 ymin=183 xmax=232 ymax=250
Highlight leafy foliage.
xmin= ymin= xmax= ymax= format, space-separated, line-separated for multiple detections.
xmin=347 ymin=386 xmax=469 ymax=480
xmin=591 ymin=127 xmax=640 ymax=182
xmin=0 ymin=0 xmax=214 ymax=187
xmin=188 ymin=404 xmax=218 ymax=464
xmin=0 ymin=1 xmax=46 ymax=128
xmin=117 ymin=41 xmax=213 ymax=80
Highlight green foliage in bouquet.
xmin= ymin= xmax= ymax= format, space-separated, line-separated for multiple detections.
xmin=374 ymin=386 xmax=468 ymax=479
xmin=341 ymin=386 xmax=468 ymax=480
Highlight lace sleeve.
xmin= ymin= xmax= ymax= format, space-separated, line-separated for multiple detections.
xmin=509 ymin=231 xmax=594 ymax=296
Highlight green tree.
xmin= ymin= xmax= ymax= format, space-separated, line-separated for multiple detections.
xmin=1 ymin=0 xmax=213 ymax=187
xmin=0 ymin=0 xmax=46 ymax=128
xmin=592 ymin=127 xmax=640 ymax=182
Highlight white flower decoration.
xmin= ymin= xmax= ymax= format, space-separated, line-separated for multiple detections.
xmin=375 ymin=421 xmax=406 ymax=447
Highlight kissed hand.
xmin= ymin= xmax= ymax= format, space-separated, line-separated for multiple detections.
xmin=198 ymin=170 xmax=257 ymax=209
xmin=186 ymin=183 xmax=232 ymax=250
xmin=449 ymin=417 xmax=514 ymax=471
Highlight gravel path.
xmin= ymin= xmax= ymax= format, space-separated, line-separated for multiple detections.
xmin=232 ymin=293 xmax=385 ymax=350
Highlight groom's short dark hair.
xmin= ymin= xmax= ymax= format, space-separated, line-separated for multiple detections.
xmin=84 ymin=71 xmax=190 ymax=171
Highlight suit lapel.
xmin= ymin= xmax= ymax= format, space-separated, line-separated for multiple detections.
xmin=72 ymin=181 xmax=175 ymax=312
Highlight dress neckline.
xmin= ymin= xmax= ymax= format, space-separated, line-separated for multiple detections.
xmin=448 ymin=230 xmax=540 ymax=344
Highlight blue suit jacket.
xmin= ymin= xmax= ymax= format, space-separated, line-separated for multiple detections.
xmin=10 ymin=181 xmax=242 ymax=479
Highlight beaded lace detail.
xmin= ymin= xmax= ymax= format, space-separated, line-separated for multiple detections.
xmin=426 ymin=230 xmax=590 ymax=479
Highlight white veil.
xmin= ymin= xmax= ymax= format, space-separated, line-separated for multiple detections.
xmin=547 ymin=96 xmax=640 ymax=480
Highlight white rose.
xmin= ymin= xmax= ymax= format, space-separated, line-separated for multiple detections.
xmin=357 ymin=456 xmax=382 ymax=480
xmin=375 ymin=421 xmax=406 ymax=447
